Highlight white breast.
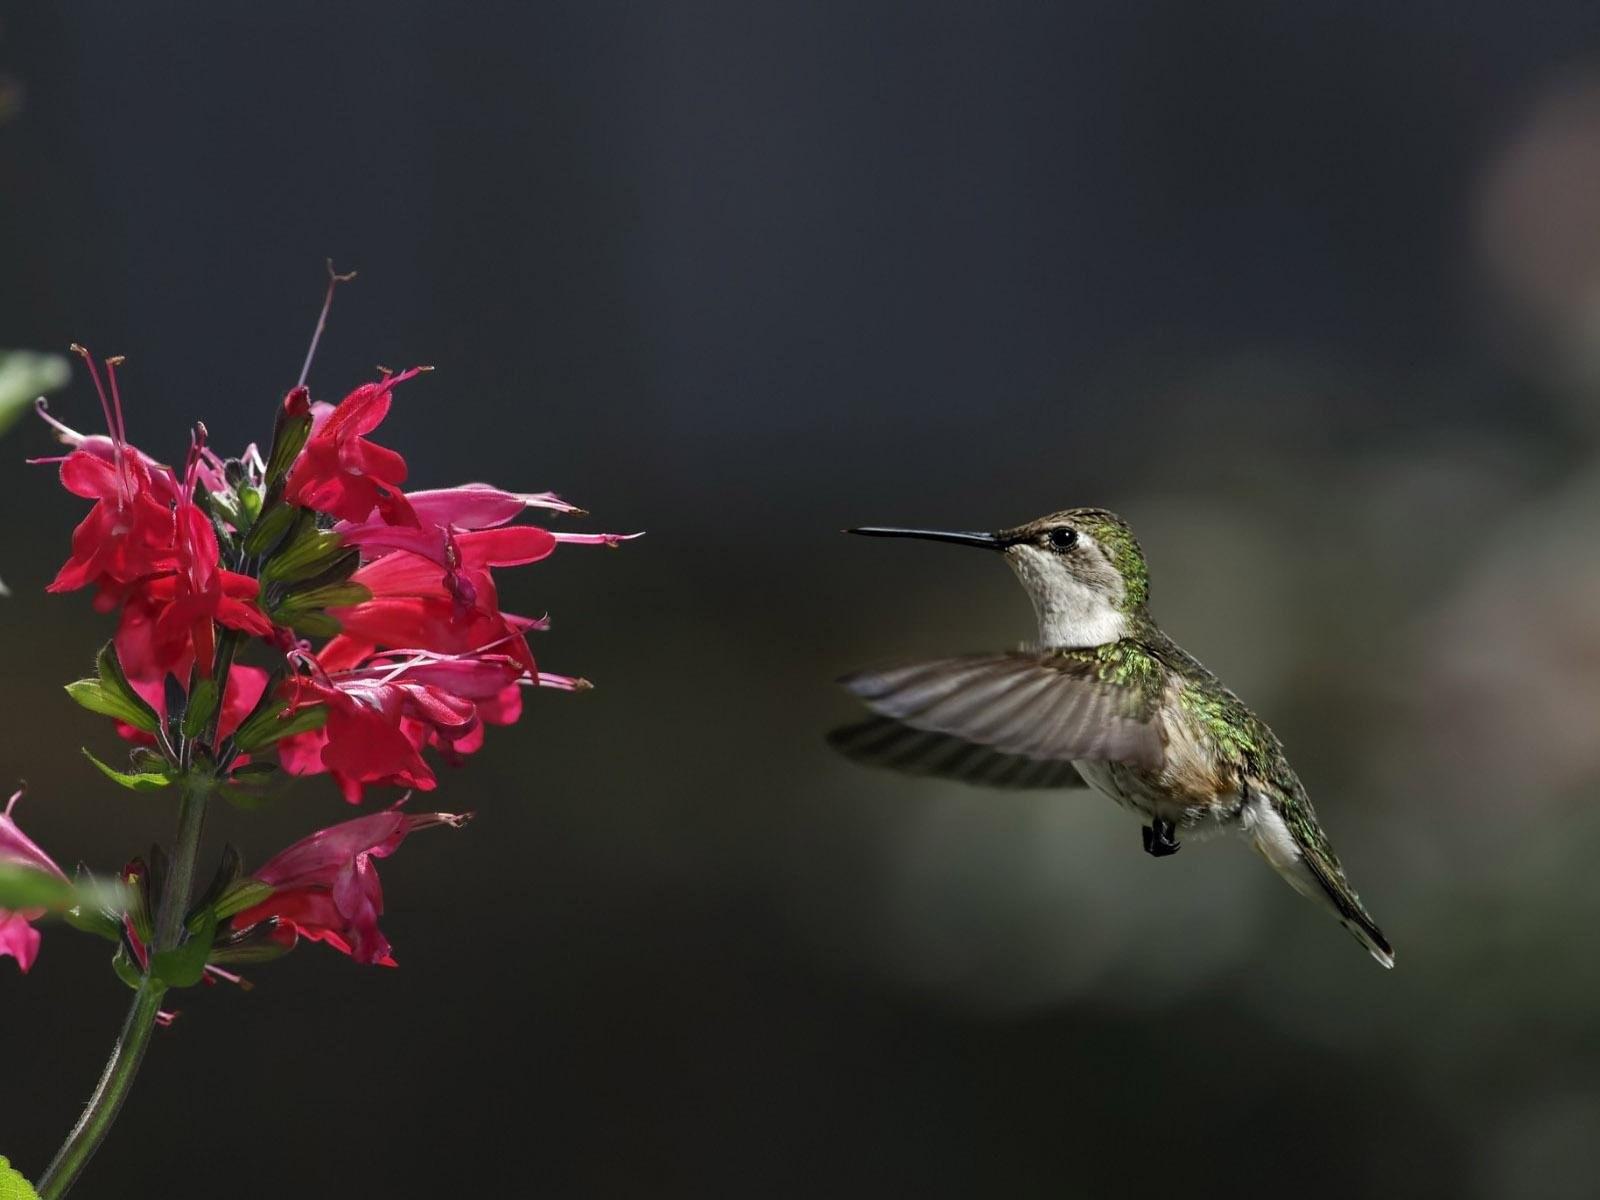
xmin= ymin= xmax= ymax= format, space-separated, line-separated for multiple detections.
xmin=1005 ymin=545 xmax=1128 ymax=648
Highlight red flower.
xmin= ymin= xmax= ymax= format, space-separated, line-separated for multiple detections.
xmin=47 ymin=449 xmax=178 ymax=594
xmin=125 ymin=502 xmax=273 ymax=680
xmin=229 ymin=808 xmax=470 ymax=965
xmin=38 ymin=351 xmax=187 ymax=595
xmin=283 ymin=369 xmax=426 ymax=526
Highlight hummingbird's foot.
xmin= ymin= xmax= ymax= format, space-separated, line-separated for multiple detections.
xmin=1141 ymin=818 xmax=1181 ymax=858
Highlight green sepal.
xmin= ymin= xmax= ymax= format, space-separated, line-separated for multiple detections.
xmin=276 ymin=610 xmax=342 ymax=638
xmin=110 ymin=943 xmax=144 ymax=990
xmin=261 ymin=521 xmax=348 ymax=585
xmin=280 ymin=581 xmax=370 ymax=611
xmin=233 ymin=702 xmax=327 ymax=753
xmin=270 ymin=581 xmax=370 ymax=638
xmin=181 ymin=678 xmax=220 ymax=740
xmin=82 ymin=748 xmax=173 ymax=792
xmin=241 ymin=496 xmax=297 ymax=557
xmin=239 ymin=485 xmax=264 ymax=524
xmin=205 ymin=487 xmax=244 ymax=529
xmin=265 ymin=412 xmax=312 ymax=486
xmin=208 ymin=930 xmax=294 ymax=966
xmin=129 ymin=747 xmax=168 ymax=772
xmin=214 ymin=878 xmax=274 ymax=921
xmin=122 ymin=859 xmax=154 ymax=948
xmin=150 ymin=908 xmax=216 ymax=988
xmin=186 ymin=844 xmax=243 ymax=927
xmin=220 ymin=763 xmax=289 ymax=811
xmin=0 ymin=1154 xmax=42 ymax=1199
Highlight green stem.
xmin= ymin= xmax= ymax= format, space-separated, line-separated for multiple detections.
xmin=36 ymin=982 xmax=166 ymax=1199
xmin=40 ymin=632 xmax=238 ymax=1196
xmin=153 ymin=775 xmax=211 ymax=951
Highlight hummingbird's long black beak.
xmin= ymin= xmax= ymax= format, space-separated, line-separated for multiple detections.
xmin=845 ymin=526 xmax=1003 ymax=550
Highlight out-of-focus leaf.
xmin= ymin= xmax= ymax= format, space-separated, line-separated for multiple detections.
xmin=0 ymin=866 xmax=129 ymax=915
xmin=0 ymin=1155 xmax=41 ymax=1200
xmin=0 ymin=350 xmax=70 ymax=439
xmin=0 ymin=866 xmax=73 ymax=910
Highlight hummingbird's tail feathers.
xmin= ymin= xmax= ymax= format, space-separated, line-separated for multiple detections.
xmin=1341 ymin=916 xmax=1395 ymax=969
xmin=1299 ymin=850 xmax=1394 ymax=970
xmin=827 ymin=716 xmax=1088 ymax=790
xmin=1243 ymin=789 xmax=1395 ymax=969
xmin=838 ymin=654 xmax=1164 ymax=771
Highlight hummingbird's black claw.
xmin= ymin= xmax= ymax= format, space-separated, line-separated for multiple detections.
xmin=1142 ymin=819 xmax=1181 ymax=857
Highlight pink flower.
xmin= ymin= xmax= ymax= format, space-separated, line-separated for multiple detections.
xmin=0 ymin=787 xmax=68 ymax=973
xmin=336 ymin=482 xmax=580 ymax=567
xmin=276 ymin=651 xmax=533 ymax=803
xmin=229 ymin=808 xmax=470 ymax=965
xmin=283 ymin=369 xmax=426 ymax=526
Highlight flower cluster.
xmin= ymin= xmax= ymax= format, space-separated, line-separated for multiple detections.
xmin=2 ymin=334 xmax=633 ymax=983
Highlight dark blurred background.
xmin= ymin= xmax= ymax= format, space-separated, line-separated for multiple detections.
xmin=3 ymin=2 xmax=1600 ymax=1196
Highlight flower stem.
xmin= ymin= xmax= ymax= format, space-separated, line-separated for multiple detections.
xmin=153 ymin=775 xmax=211 ymax=950
xmin=36 ymin=982 xmax=166 ymax=1199
xmin=40 ymin=631 xmax=236 ymax=1197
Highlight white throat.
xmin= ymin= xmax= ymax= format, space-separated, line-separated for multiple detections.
xmin=1005 ymin=546 xmax=1128 ymax=648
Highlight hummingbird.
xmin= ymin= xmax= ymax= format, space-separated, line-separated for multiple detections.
xmin=833 ymin=509 xmax=1393 ymax=967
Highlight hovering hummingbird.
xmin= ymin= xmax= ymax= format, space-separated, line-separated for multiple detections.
xmin=833 ymin=509 xmax=1393 ymax=967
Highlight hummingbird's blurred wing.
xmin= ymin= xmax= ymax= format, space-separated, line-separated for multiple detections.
xmin=827 ymin=715 xmax=1089 ymax=789
xmin=838 ymin=653 xmax=1165 ymax=770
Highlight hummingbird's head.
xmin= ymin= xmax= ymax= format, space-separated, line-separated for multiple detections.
xmin=847 ymin=508 xmax=1148 ymax=648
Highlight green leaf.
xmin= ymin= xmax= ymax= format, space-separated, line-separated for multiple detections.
xmin=66 ymin=643 xmax=163 ymax=733
xmin=181 ymin=678 xmax=219 ymax=739
xmin=0 ymin=1154 xmax=42 ymax=1200
xmin=151 ymin=908 xmax=216 ymax=988
xmin=82 ymin=749 xmax=172 ymax=792
xmin=0 ymin=349 xmax=71 ymax=441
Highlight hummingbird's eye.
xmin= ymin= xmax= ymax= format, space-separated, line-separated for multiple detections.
xmin=1047 ymin=527 xmax=1078 ymax=551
